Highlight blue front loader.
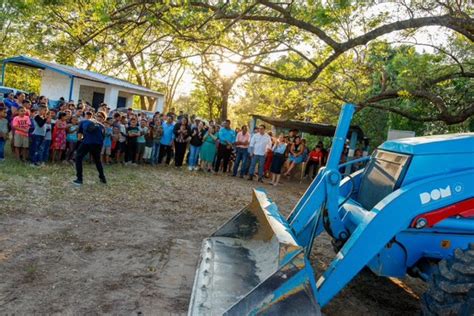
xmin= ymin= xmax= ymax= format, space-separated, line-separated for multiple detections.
xmin=188 ymin=104 xmax=474 ymax=315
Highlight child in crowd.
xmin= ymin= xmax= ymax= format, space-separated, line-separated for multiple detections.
xmin=0 ymin=106 xmax=8 ymax=161
xmin=28 ymin=108 xmax=37 ymax=161
xmin=30 ymin=105 xmax=48 ymax=166
xmin=143 ymin=123 xmax=154 ymax=164
xmin=42 ymin=114 xmax=52 ymax=163
xmin=76 ymin=109 xmax=84 ymax=120
xmin=51 ymin=112 xmax=67 ymax=162
xmin=12 ymin=106 xmax=31 ymax=161
xmin=126 ymin=117 xmax=140 ymax=165
xmin=111 ymin=125 xmax=120 ymax=163
xmin=66 ymin=116 xmax=79 ymax=162
xmin=136 ymin=119 xmax=148 ymax=164
xmin=102 ymin=118 xmax=113 ymax=164
xmin=117 ymin=116 xmax=127 ymax=164
xmin=23 ymin=100 xmax=32 ymax=114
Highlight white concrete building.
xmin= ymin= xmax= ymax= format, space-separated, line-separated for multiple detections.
xmin=1 ymin=55 xmax=164 ymax=111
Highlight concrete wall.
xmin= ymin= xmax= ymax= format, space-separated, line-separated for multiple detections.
xmin=71 ymin=78 xmax=109 ymax=104
xmin=40 ymin=69 xmax=70 ymax=101
xmin=78 ymin=85 xmax=105 ymax=104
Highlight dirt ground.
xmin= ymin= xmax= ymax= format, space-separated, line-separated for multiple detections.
xmin=0 ymin=159 xmax=425 ymax=315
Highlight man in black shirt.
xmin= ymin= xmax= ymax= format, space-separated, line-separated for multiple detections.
xmin=73 ymin=112 xmax=107 ymax=185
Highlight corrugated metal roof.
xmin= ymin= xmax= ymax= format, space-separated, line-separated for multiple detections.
xmin=2 ymin=55 xmax=163 ymax=96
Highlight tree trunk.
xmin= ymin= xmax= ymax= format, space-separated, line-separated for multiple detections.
xmin=208 ymin=100 xmax=213 ymax=120
xmin=139 ymin=95 xmax=146 ymax=110
xmin=147 ymin=96 xmax=156 ymax=111
xmin=220 ymin=91 xmax=229 ymax=122
xmin=219 ymin=81 xmax=232 ymax=122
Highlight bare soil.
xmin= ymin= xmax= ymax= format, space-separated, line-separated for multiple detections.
xmin=0 ymin=161 xmax=425 ymax=315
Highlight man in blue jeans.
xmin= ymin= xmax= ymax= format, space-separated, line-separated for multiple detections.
xmin=232 ymin=125 xmax=250 ymax=177
xmin=158 ymin=114 xmax=175 ymax=164
xmin=248 ymin=124 xmax=272 ymax=182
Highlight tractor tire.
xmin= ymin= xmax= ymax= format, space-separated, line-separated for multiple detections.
xmin=421 ymin=243 xmax=474 ymax=316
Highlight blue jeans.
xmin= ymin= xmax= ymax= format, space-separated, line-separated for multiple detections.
xmin=41 ymin=139 xmax=51 ymax=162
xmin=189 ymin=145 xmax=201 ymax=167
xmin=151 ymin=142 xmax=161 ymax=165
xmin=28 ymin=136 xmax=34 ymax=161
xmin=0 ymin=138 xmax=5 ymax=159
xmin=233 ymin=147 xmax=249 ymax=176
xmin=30 ymin=134 xmax=44 ymax=164
xmin=249 ymin=154 xmax=265 ymax=179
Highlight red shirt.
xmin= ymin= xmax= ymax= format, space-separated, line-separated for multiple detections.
xmin=12 ymin=115 xmax=31 ymax=137
xmin=308 ymin=150 xmax=323 ymax=162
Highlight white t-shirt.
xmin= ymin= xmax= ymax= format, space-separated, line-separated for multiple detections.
xmin=249 ymin=133 xmax=272 ymax=156
xmin=119 ymin=124 xmax=127 ymax=142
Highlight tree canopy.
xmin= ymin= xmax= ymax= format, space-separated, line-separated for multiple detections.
xmin=1 ymin=0 xmax=473 ymax=143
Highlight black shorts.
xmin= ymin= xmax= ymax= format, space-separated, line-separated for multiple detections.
xmin=119 ymin=141 xmax=127 ymax=153
xmin=137 ymin=143 xmax=145 ymax=155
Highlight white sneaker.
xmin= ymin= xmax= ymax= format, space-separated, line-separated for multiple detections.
xmin=188 ymin=166 xmax=193 ymax=171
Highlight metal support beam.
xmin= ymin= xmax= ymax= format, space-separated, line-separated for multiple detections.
xmin=344 ymin=131 xmax=358 ymax=175
xmin=288 ymin=104 xmax=356 ymax=247
xmin=68 ymin=76 xmax=74 ymax=101
xmin=1 ymin=62 xmax=5 ymax=86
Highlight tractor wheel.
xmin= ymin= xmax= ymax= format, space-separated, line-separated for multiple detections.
xmin=421 ymin=243 xmax=474 ymax=316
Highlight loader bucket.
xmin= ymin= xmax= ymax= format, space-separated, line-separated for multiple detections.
xmin=188 ymin=189 xmax=320 ymax=316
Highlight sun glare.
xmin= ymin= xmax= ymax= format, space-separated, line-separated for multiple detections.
xmin=219 ymin=62 xmax=238 ymax=78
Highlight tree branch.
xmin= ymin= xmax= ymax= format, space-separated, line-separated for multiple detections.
xmin=361 ymin=88 xmax=474 ymax=125
xmin=256 ymin=0 xmax=340 ymax=49
xmin=342 ymin=15 xmax=474 ymax=51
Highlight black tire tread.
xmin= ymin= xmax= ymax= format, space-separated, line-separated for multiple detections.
xmin=421 ymin=243 xmax=474 ymax=316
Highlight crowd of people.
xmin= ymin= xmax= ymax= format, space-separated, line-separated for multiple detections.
xmin=0 ymin=91 xmax=358 ymax=186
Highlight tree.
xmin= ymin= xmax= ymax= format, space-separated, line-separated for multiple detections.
xmin=234 ymin=40 xmax=473 ymax=147
xmin=188 ymin=1 xmax=473 ymax=81
xmin=184 ymin=1 xmax=474 ymax=124
xmin=188 ymin=71 xmax=224 ymax=121
xmin=190 ymin=53 xmax=247 ymax=121
xmin=1 ymin=0 xmax=189 ymax=111
xmin=2 ymin=1 xmax=473 ymax=125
